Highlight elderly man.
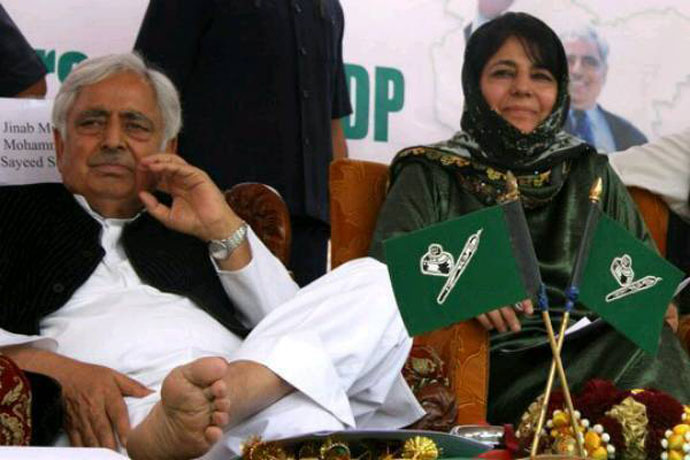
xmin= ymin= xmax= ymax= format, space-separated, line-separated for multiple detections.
xmin=0 ymin=53 xmax=422 ymax=459
xmin=560 ymin=25 xmax=647 ymax=153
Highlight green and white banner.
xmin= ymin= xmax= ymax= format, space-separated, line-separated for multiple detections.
xmin=2 ymin=0 xmax=690 ymax=181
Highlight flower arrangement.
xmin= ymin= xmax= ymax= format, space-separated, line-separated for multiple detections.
xmin=515 ymin=380 xmax=690 ymax=460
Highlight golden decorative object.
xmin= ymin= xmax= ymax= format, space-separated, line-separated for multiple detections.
xmin=606 ymin=396 xmax=648 ymax=460
xmin=319 ymin=439 xmax=351 ymax=460
xmin=589 ymin=177 xmax=603 ymax=203
xmin=401 ymin=436 xmax=439 ymax=460
xmin=242 ymin=437 xmax=289 ymax=460
xmin=497 ymin=170 xmax=520 ymax=204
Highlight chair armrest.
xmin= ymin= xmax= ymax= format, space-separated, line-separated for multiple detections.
xmin=414 ymin=320 xmax=489 ymax=425
xmin=225 ymin=183 xmax=292 ymax=266
xmin=0 ymin=355 xmax=31 ymax=445
xmin=627 ymin=186 xmax=669 ymax=256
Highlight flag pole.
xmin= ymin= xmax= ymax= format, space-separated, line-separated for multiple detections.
xmin=536 ymin=290 xmax=585 ymax=458
xmin=528 ymin=177 xmax=603 ymax=458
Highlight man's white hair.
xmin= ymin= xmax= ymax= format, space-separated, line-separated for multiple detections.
xmin=51 ymin=52 xmax=182 ymax=144
xmin=559 ymin=24 xmax=609 ymax=65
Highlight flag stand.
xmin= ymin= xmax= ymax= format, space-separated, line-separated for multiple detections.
xmin=527 ymin=178 xmax=603 ymax=459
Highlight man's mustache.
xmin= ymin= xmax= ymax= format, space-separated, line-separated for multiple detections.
xmin=88 ymin=149 xmax=135 ymax=169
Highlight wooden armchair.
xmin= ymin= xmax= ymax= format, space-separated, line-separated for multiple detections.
xmin=627 ymin=186 xmax=690 ymax=350
xmin=225 ymin=182 xmax=292 ymax=266
xmin=330 ymin=158 xmax=489 ymax=428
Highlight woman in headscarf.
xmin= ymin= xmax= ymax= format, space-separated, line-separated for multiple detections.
xmin=369 ymin=12 xmax=690 ymax=425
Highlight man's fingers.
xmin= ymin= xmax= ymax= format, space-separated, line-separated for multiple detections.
xmin=67 ymin=428 xmax=83 ymax=447
xmin=91 ymin=409 xmax=117 ymax=450
xmin=115 ymin=373 xmax=153 ymax=398
xmin=106 ymin=395 xmax=132 ymax=448
xmin=139 ymin=190 xmax=172 ymax=223
xmin=76 ymin=407 xmax=100 ymax=447
xmin=141 ymin=157 xmax=211 ymax=192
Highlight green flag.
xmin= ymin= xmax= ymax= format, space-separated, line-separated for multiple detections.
xmin=384 ymin=205 xmax=532 ymax=336
xmin=578 ymin=213 xmax=684 ymax=355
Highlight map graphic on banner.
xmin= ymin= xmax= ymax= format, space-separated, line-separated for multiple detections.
xmin=0 ymin=98 xmax=59 ymax=185
xmin=1 ymin=0 xmax=689 ymax=165
xmin=431 ymin=0 xmax=690 ymax=144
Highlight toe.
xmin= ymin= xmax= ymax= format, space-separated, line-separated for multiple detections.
xmin=212 ymin=411 xmax=230 ymax=427
xmin=204 ymin=426 xmax=224 ymax=444
xmin=185 ymin=357 xmax=228 ymax=387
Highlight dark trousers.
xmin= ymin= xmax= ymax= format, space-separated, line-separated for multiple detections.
xmin=289 ymin=215 xmax=330 ymax=287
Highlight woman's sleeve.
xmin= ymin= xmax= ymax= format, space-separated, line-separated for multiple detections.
xmin=368 ymin=161 xmax=448 ymax=262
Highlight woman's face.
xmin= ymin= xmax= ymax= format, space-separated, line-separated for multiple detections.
xmin=480 ymin=36 xmax=558 ymax=134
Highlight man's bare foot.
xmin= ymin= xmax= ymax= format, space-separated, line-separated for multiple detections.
xmin=127 ymin=357 xmax=231 ymax=460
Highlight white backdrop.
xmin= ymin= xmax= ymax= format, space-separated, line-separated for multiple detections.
xmin=2 ymin=0 xmax=689 ymax=184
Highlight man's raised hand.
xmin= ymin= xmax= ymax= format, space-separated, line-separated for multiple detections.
xmin=137 ymin=154 xmax=243 ymax=243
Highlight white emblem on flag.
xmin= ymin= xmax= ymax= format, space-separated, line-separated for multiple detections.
xmin=605 ymin=254 xmax=661 ymax=303
xmin=419 ymin=229 xmax=483 ymax=305
xmin=420 ymin=243 xmax=454 ymax=277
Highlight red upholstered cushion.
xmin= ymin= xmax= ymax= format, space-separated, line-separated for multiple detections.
xmin=0 ymin=355 xmax=31 ymax=445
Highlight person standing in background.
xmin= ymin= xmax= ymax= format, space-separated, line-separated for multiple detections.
xmin=0 ymin=4 xmax=47 ymax=98
xmin=134 ymin=0 xmax=351 ymax=286
xmin=560 ymin=25 xmax=647 ymax=153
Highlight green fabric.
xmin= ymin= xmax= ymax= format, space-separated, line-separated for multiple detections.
xmin=578 ymin=214 xmax=684 ymax=355
xmin=369 ymin=149 xmax=690 ymax=423
xmin=384 ymin=208 xmax=529 ymax=336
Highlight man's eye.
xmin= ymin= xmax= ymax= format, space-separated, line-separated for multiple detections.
xmin=78 ymin=119 xmax=104 ymax=130
xmin=583 ymin=57 xmax=601 ymax=68
xmin=126 ymin=122 xmax=149 ymax=132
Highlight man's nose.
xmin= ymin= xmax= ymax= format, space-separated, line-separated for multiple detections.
xmin=569 ymin=57 xmax=583 ymax=75
xmin=101 ymin=120 xmax=125 ymax=150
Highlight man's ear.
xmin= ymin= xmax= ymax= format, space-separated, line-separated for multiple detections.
xmin=53 ymin=128 xmax=65 ymax=172
xmin=163 ymin=136 xmax=178 ymax=154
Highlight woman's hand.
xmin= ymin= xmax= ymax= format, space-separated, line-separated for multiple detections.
xmin=476 ymin=299 xmax=534 ymax=333
xmin=665 ymin=302 xmax=679 ymax=333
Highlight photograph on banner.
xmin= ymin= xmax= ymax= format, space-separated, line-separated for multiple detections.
xmin=3 ymin=0 xmax=690 ymax=164
xmin=345 ymin=0 xmax=690 ymax=163
xmin=0 ymin=98 xmax=59 ymax=185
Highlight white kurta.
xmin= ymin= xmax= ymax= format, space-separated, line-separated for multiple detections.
xmin=609 ymin=128 xmax=690 ymax=222
xmin=0 ymin=196 xmax=424 ymax=458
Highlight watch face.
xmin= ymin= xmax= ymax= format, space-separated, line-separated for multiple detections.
xmin=209 ymin=240 xmax=229 ymax=260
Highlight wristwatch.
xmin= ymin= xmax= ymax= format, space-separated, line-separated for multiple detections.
xmin=209 ymin=222 xmax=248 ymax=260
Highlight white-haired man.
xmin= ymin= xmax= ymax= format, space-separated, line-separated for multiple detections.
xmin=0 ymin=53 xmax=423 ymax=459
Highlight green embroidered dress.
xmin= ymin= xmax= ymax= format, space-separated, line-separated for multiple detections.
xmin=369 ymin=148 xmax=690 ymax=424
